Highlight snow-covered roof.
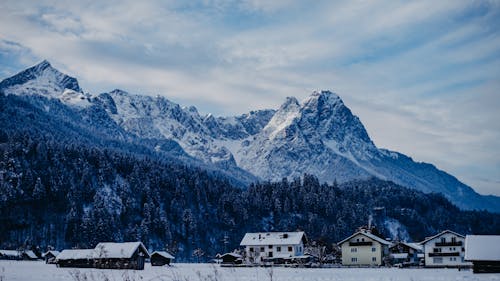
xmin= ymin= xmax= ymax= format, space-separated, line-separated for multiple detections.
xmin=94 ymin=242 xmax=149 ymax=259
xmin=404 ymin=242 xmax=423 ymax=252
xmin=151 ymin=251 xmax=175 ymax=260
xmin=220 ymin=252 xmax=242 ymax=258
xmin=240 ymin=232 xmax=306 ymax=246
xmin=464 ymin=235 xmax=500 ymax=261
xmin=0 ymin=250 xmax=20 ymax=257
xmin=338 ymin=231 xmax=392 ymax=246
xmin=42 ymin=250 xmax=60 ymax=257
xmin=24 ymin=250 xmax=38 ymax=259
xmin=420 ymin=230 xmax=464 ymax=245
xmin=56 ymin=249 xmax=95 ymax=260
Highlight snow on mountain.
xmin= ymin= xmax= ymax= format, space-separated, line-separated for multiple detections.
xmin=0 ymin=60 xmax=90 ymax=107
xmin=1 ymin=61 xmax=499 ymax=212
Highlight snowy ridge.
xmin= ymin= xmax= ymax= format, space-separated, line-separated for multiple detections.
xmin=1 ymin=61 xmax=499 ymax=212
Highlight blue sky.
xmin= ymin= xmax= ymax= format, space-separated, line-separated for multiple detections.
xmin=1 ymin=0 xmax=499 ymax=195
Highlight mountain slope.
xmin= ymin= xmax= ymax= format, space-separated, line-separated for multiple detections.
xmin=1 ymin=61 xmax=498 ymax=212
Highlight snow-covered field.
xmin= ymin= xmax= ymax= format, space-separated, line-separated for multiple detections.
xmin=1 ymin=261 xmax=499 ymax=281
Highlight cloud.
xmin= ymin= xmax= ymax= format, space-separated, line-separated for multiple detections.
xmin=0 ymin=0 xmax=499 ymax=195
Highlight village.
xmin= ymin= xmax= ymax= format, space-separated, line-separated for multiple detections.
xmin=1 ymin=228 xmax=499 ymax=274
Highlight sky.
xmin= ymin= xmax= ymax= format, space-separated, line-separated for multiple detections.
xmin=1 ymin=0 xmax=499 ymax=196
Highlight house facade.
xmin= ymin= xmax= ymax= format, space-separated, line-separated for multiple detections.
xmin=464 ymin=235 xmax=500 ymax=273
xmin=421 ymin=230 xmax=471 ymax=268
xmin=338 ymin=230 xmax=392 ymax=266
xmin=240 ymin=232 xmax=307 ymax=263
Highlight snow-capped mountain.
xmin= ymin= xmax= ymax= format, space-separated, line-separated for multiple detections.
xmin=1 ymin=61 xmax=499 ymax=212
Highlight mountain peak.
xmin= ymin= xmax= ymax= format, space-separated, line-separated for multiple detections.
xmin=0 ymin=60 xmax=82 ymax=94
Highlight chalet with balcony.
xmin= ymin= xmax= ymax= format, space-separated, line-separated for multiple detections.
xmin=338 ymin=230 xmax=392 ymax=266
xmin=464 ymin=235 xmax=500 ymax=273
xmin=421 ymin=230 xmax=471 ymax=268
xmin=240 ymin=232 xmax=307 ymax=264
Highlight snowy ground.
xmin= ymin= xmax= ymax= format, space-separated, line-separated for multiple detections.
xmin=1 ymin=261 xmax=500 ymax=281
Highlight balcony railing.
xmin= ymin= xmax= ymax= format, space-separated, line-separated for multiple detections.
xmin=428 ymin=252 xmax=460 ymax=257
xmin=349 ymin=241 xmax=373 ymax=246
xmin=435 ymin=241 xmax=462 ymax=247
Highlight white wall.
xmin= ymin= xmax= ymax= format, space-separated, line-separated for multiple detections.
xmin=341 ymin=234 xmax=384 ymax=266
xmin=423 ymin=233 xmax=471 ymax=267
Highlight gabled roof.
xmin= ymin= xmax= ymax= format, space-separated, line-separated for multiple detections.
xmin=464 ymin=235 xmax=500 ymax=261
xmin=240 ymin=232 xmax=306 ymax=246
xmin=151 ymin=251 xmax=175 ymax=259
xmin=23 ymin=250 xmax=38 ymax=259
xmin=0 ymin=250 xmax=20 ymax=257
xmin=338 ymin=231 xmax=392 ymax=246
xmin=42 ymin=250 xmax=60 ymax=257
xmin=220 ymin=252 xmax=242 ymax=258
xmin=420 ymin=230 xmax=465 ymax=245
xmin=404 ymin=242 xmax=423 ymax=252
xmin=56 ymin=249 xmax=95 ymax=260
xmin=94 ymin=242 xmax=149 ymax=259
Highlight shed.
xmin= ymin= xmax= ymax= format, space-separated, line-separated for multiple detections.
xmin=220 ymin=253 xmax=243 ymax=264
xmin=0 ymin=250 xmax=21 ymax=260
xmin=94 ymin=242 xmax=149 ymax=270
xmin=150 ymin=251 xmax=175 ymax=266
xmin=465 ymin=235 xmax=500 ymax=273
xmin=22 ymin=250 xmax=38 ymax=260
xmin=43 ymin=250 xmax=60 ymax=264
xmin=56 ymin=249 xmax=95 ymax=268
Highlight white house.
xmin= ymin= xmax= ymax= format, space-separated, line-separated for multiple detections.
xmin=464 ymin=235 xmax=500 ymax=273
xmin=421 ymin=230 xmax=471 ymax=268
xmin=240 ymin=231 xmax=307 ymax=263
xmin=338 ymin=230 xmax=392 ymax=266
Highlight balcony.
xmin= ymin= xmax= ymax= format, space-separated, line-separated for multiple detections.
xmin=435 ymin=241 xmax=462 ymax=247
xmin=349 ymin=241 xmax=373 ymax=246
xmin=428 ymin=252 xmax=460 ymax=257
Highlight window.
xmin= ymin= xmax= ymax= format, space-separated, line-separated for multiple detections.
xmin=276 ymin=246 xmax=281 ymax=252
xmin=356 ymin=238 xmax=360 ymax=242
xmin=441 ymin=237 xmax=446 ymax=243
xmin=351 ymin=257 xmax=357 ymax=262
xmin=433 ymin=248 xmax=441 ymax=253
xmin=299 ymin=246 xmax=302 ymax=252
xmin=288 ymin=246 xmax=292 ymax=252
xmin=372 ymin=257 xmax=377 ymax=262
xmin=433 ymin=257 xmax=443 ymax=264
xmin=451 ymin=237 xmax=456 ymax=243
xmin=268 ymin=252 xmax=273 ymax=258
xmin=260 ymin=247 xmax=264 ymax=252
xmin=268 ymin=245 xmax=273 ymax=249
xmin=250 ymin=247 xmax=254 ymax=252
xmin=450 ymin=257 xmax=455 ymax=261
xmin=361 ymin=238 xmax=365 ymax=242
xmin=371 ymin=247 xmax=376 ymax=252
xmin=351 ymin=248 xmax=357 ymax=253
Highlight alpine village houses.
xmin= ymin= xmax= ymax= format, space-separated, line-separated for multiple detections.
xmin=240 ymin=232 xmax=307 ymax=263
xmin=338 ymin=229 xmax=392 ymax=266
xmin=421 ymin=230 xmax=471 ymax=268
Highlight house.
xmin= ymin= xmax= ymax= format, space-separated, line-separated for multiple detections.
xmin=240 ymin=232 xmax=307 ymax=263
xmin=94 ymin=242 xmax=149 ymax=270
xmin=42 ymin=250 xmax=60 ymax=264
xmin=150 ymin=251 xmax=175 ymax=266
xmin=338 ymin=230 xmax=392 ymax=266
xmin=56 ymin=242 xmax=149 ymax=270
xmin=0 ymin=250 xmax=21 ymax=260
xmin=220 ymin=252 xmax=243 ymax=265
xmin=420 ymin=230 xmax=471 ymax=268
xmin=389 ymin=241 xmax=423 ymax=266
xmin=56 ymin=249 xmax=95 ymax=268
xmin=464 ymin=235 xmax=500 ymax=273
xmin=22 ymin=250 xmax=38 ymax=260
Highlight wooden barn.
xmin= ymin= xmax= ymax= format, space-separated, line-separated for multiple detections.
xmin=220 ymin=252 xmax=243 ymax=265
xmin=43 ymin=250 xmax=60 ymax=264
xmin=150 ymin=251 xmax=175 ymax=266
xmin=56 ymin=249 xmax=95 ymax=268
xmin=465 ymin=235 xmax=500 ymax=273
xmin=94 ymin=242 xmax=149 ymax=270
xmin=22 ymin=250 xmax=38 ymax=260
xmin=0 ymin=250 xmax=21 ymax=260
